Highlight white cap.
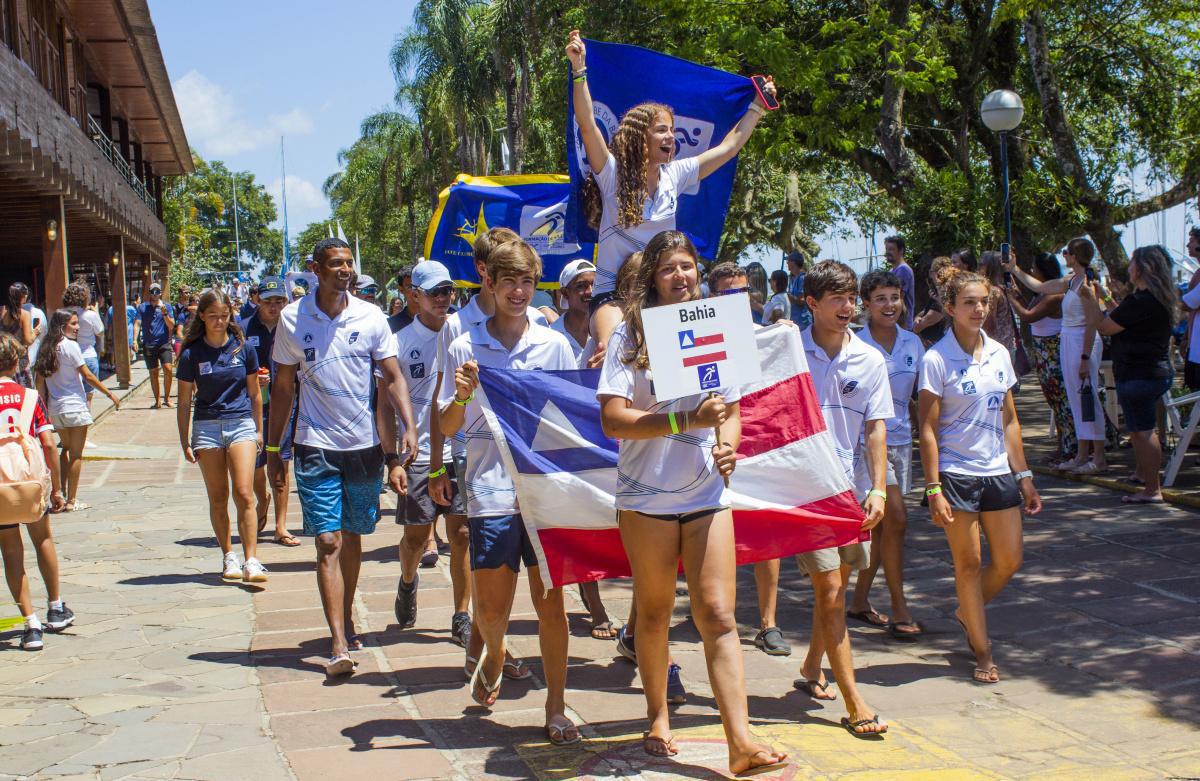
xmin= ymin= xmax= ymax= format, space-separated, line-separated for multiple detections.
xmin=559 ymin=259 xmax=597 ymax=289
xmin=411 ymin=260 xmax=453 ymax=291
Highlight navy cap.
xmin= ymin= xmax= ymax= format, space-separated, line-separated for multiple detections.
xmin=257 ymin=276 xmax=287 ymax=299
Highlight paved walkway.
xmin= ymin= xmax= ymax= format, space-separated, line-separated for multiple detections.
xmin=2 ymin=383 xmax=1200 ymax=779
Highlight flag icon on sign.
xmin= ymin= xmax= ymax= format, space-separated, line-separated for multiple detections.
xmin=677 ymin=329 xmax=727 ymax=367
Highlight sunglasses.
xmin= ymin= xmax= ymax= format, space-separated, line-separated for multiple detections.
xmin=356 ymin=286 xmax=379 ymax=296
xmin=718 ymin=286 xmax=751 ymax=296
xmin=422 ymin=286 xmax=454 ymax=297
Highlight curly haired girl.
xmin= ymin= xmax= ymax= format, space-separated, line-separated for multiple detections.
xmin=566 ymin=30 xmax=776 ymax=353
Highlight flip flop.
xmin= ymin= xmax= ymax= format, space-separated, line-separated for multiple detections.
xmin=469 ymin=647 xmax=503 ymax=707
xmin=347 ymin=634 xmax=364 ymax=652
xmin=273 ymin=533 xmax=301 ymax=546
xmin=793 ymin=678 xmax=838 ymax=701
xmin=841 ymin=715 xmax=888 ymax=738
xmin=642 ymin=731 xmax=678 ymax=757
xmin=590 ymin=621 xmax=618 ymax=640
xmin=973 ymin=665 xmax=1000 ymax=684
xmin=846 ymin=608 xmax=889 ymax=627
xmin=419 ymin=548 xmax=439 ymax=567
xmin=1121 ymin=494 xmax=1164 ymax=504
xmin=503 ymin=656 xmax=533 ymax=680
xmin=735 ymin=749 xmax=791 ymax=777
xmin=325 ymin=653 xmax=356 ymax=678
xmin=888 ymin=620 xmax=923 ymax=639
xmin=545 ymin=714 xmax=581 ymax=746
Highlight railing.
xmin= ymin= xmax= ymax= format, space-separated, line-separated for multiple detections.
xmin=86 ymin=114 xmax=157 ymax=214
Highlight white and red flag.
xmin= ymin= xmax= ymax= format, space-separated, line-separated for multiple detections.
xmin=475 ymin=325 xmax=865 ymax=588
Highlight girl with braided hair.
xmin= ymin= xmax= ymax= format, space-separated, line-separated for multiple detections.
xmin=566 ymin=30 xmax=776 ymax=353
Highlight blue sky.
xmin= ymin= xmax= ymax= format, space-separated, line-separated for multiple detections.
xmin=150 ymin=1 xmax=1195 ymax=274
xmin=149 ymin=0 xmax=417 ymax=242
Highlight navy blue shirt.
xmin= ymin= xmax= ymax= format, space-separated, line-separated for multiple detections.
xmin=239 ymin=300 xmax=257 ymax=320
xmin=176 ymin=336 xmax=259 ymax=421
xmin=137 ymin=302 xmax=172 ymax=348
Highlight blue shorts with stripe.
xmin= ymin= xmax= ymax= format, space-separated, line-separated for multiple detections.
xmin=294 ymin=444 xmax=384 ymax=537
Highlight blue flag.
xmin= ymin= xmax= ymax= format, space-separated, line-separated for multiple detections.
xmin=424 ymin=174 xmax=595 ymax=287
xmin=565 ymin=39 xmax=757 ymax=258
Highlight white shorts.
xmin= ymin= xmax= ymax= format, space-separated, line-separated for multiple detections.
xmin=885 ymin=443 xmax=913 ymax=495
xmin=51 ymin=410 xmax=93 ymax=429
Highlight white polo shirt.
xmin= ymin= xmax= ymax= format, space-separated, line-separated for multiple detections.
xmin=391 ymin=317 xmax=450 ymax=466
xmin=272 ymin=293 xmax=396 ymax=451
xmin=857 ymin=325 xmax=924 ymax=446
xmin=436 ymin=295 xmax=548 ymax=457
xmin=438 ymin=318 xmax=575 ymax=518
xmin=597 ymin=323 xmax=742 ymax=514
xmin=802 ymin=327 xmax=894 ymax=496
xmin=550 ymin=315 xmax=586 ymax=366
xmin=919 ymin=330 xmax=1016 ymax=477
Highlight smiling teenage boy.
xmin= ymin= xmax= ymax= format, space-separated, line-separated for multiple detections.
xmin=796 ymin=260 xmax=891 ymax=738
xmin=438 ymin=239 xmax=581 ymax=745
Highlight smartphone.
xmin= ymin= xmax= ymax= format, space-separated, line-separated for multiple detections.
xmin=1085 ymin=266 xmax=1097 ymax=283
xmin=1001 ymin=242 xmax=1011 ymax=265
xmin=751 ymin=75 xmax=779 ymax=111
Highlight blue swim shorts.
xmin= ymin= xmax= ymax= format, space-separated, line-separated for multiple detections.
xmin=468 ymin=514 xmax=537 ymax=573
xmin=294 ymin=444 xmax=384 ymax=537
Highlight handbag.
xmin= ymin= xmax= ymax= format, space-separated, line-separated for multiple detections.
xmin=1080 ymin=380 xmax=1097 ymax=423
xmin=0 ymin=387 xmax=52 ymax=524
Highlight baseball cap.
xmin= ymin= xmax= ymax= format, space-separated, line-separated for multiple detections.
xmin=559 ymin=259 xmax=597 ymax=289
xmin=411 ymin=261 xmax=453 ymax=291
xmin=149 ymin=283 xmax=162 ymax=294
xmin=353 ymin=274 xmax=378 ymax=293
xmin=257 ymin=276 xmax=287 ymax=299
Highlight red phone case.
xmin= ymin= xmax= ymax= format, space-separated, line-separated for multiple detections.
xmin=751 ymin=75 xmax=779 ymax=110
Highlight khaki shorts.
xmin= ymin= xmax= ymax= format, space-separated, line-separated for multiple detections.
xmin=796 ymin=541 xmax=871 ymax=576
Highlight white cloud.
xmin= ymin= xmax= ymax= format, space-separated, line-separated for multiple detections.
xmin=174 ymin=70 xmax=314 ymax=157
xmin=268 ymin=175 xmax=330 ymax=236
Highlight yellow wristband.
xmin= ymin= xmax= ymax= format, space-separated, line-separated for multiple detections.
xmin=428 ymin=466 xmax=447 ymax=479
xmin=867 ymin=489 xmax=886 ymax=500
xmin=668 ymin=411 xmax=680 ymax=435
xmin=925 ymin=485 xmax=943 ymax=497
xmin=265 ymin=445 xmax=281 ymax=453
xmin=453 ymin=393 xmax=474 ymax=406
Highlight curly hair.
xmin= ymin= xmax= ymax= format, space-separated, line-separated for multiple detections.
xmin=615 ymin=251 xmax=642 ymax=301
xmin=581 ymin=102 xmax=674 ymax=230
xmin=941 ymin=267 xmax=991 ymax=307
xmin=621 ymin=231 xmax=700 ymax=369
xmin=62 ymin=282 xmax=91 ymax=310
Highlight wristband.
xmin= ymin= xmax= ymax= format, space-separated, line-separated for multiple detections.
xmin=428 ymin=466 xmax=447 ymax=479
xmin=264 ymin=445 xmax=281 ymax=453
xmin=925 ymin=485 xmax=943 ymax=497
xmin=572 ymin=72 xmax=588 ymax=83
xmin=571 ymin=66 xmax=587 ymax=78
xmin=384 ymin=452 xmax=400 ymax=464
xmin=1013 ymin=469 xmax=1033 ymax=482
xmin=867 ymin=489 xmax=886 ymax=500
xmin=668 ymin=411 xmax=680 ymax=435
xmin=747 ymin=102 xmax=766 ymax=116
xmin=453 ymin=392 xmax=474 ymax=406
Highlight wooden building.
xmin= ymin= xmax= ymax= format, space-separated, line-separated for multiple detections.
xmin=0 ymin=0 xmax=191 ymax=385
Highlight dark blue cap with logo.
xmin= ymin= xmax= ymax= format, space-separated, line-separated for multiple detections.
xmin=257 ymin=276 xmax=288 ymax=299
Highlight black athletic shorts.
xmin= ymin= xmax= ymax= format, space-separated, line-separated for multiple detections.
xmin=939 ymin=472 xmax=1022 ymax=514
xmin=588 ymin=290 xmax=623 ymax=317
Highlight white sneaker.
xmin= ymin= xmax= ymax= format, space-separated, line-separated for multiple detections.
xmin=222 ymin=553 xmax=242 ymax=581
xmin=242 ymin=558 xmax=269 ymax=583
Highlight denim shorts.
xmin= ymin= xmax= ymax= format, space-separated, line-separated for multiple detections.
xmin=83 ymin=356 xmax=99 ymax=391
xmin=468 ymin=514 xmax=537 ymax=573
xmin=294 ymin=444 xmax=384 ymax=537
xmin=191 ymin=417 xmax=258 ymax=451
xmin=1116 ymin=377 xmax=1171 ymax=433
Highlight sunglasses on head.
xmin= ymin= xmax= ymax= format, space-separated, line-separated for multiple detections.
xmin=719 ymin=285 xmax=751 ymax=296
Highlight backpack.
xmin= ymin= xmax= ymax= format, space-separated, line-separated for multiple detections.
xmin=0 ymin=387 xmax=52 ymax=524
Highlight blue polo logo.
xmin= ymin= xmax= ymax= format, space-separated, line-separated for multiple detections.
xmin=987 ymin=395 xmax=1002 ymax=409
xmin=303 ymin=347 xmax=316 ymax=362
xmin=410 ymin=362 xmax=425 ymax=379
xmin=905 ymin=355 xmax=913 ymax=366
xmin=998 ymin=370 xmax=1006 ymax=383
xmin=963 ymin=380 xmax=977 ymax=394
xmin=303 ymin=333 xmax=313 ymax=344
xmin=410 ymin=348 xmax=421 ymax=360
xmin=698 ymin=363 xmax=720 ymax=390
xmin=348 ymin=331 xmax=360 ymax=344
xmin=842 ymin=380 xmax=859 ymax=395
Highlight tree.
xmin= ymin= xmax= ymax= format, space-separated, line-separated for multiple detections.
xmin=162 ymin=151 xmax=282 ymax=272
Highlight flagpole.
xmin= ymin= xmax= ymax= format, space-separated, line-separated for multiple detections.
xmin=280 ymin=136 xmax=291 ymax=273
xmin=231 ymin=171 xmax=242 ymax=275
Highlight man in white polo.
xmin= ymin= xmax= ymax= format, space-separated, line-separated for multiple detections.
xmin=549 ymin=259 xmax=595 ymax=365
xmin=267 ymin=238 xmax=418 ymax=676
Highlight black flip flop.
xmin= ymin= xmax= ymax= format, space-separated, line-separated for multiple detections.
xmin=841 ymin=715 xmax=888 ymax=739
xmin=846 ymin=609 xmax=889 ymax=627
xmin=888 ymin=620 xmax=923 ymax=640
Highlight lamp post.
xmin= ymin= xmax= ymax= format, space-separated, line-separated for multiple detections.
xmin=980 ymin=89 xmax=1024 ymax=265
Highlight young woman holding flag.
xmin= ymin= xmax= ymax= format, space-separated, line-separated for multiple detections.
xmin=597 ymin=230 xmax=786 ymax=775
xmin=565 ymin=30 xmax=776 ymax=355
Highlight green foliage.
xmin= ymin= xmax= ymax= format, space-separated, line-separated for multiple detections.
xmin=162 ymin=151 xmax=281 ymax=272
